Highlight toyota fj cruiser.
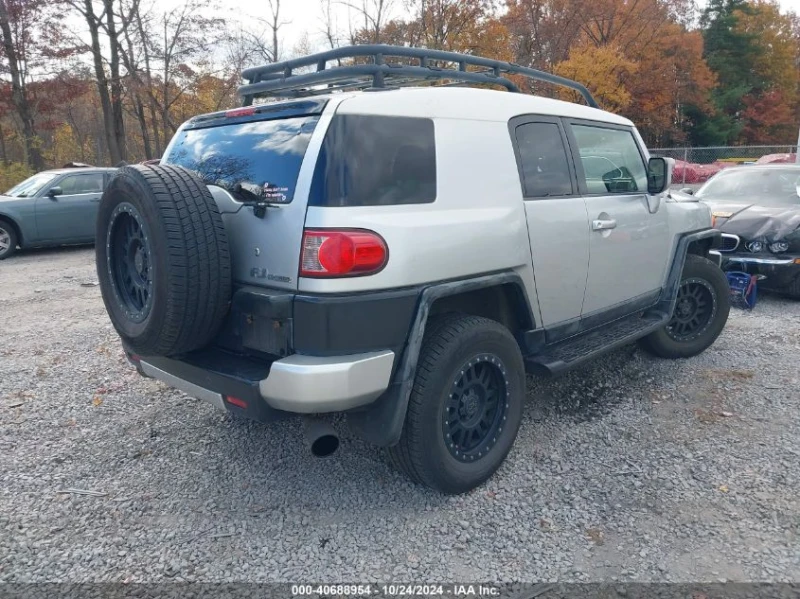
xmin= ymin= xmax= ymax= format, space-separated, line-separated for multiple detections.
xmin=96 ymin=45 xmax=729 ymax=494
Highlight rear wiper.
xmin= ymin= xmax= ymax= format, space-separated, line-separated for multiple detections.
xmin=216 ymin=181 xmax=269 ymax=218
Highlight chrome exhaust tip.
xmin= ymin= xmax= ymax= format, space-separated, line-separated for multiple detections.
xmin=302 ymin=417 xmax=340 ymax=458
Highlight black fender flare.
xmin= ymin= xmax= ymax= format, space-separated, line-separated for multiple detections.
xmin=347 ymin=271 xmax=535 ymax=447
xmin=654 ymin=228 xmax=722 ymax=318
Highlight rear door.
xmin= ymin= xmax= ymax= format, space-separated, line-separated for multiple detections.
xmin=564 ymin=120 xmax=671 ymax=316
xmin=35 ymin=172 xmax=104 ymax=241
xmin=510 ymin=116 xmax=590 ymax=329
xmin=162 ymin=105 xmax=326 ymax=290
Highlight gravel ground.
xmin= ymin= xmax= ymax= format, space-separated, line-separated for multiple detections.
xmin=1 ymin=246 xmax=799 ymax=584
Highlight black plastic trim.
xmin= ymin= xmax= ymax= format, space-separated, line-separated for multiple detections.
xmin=138 ymin=349 xmax=287 ymax=423
xmin=544 ymin=289 xmax=661 ymax=344
xmin=214 ymin=286 xmax=294 ymax=358
xmin=656 ymin=229 xmax=721 ymax=317
xmin=183 ymin=99 xmax=328 ymax=131
xmin=293 ymin=286 xmax=420 ymax=360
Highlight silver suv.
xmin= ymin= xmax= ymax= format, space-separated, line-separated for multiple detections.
xmin=95 ymin=45 xmax=730 ymax=494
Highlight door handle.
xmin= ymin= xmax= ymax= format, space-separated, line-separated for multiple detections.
xmin=90 ymin=198 xmax=101 ymax=203
xmin=592 ymin=219 xmax=617 ymax=231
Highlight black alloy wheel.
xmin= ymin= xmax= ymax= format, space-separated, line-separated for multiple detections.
xmin=639 ymin=254 xmax=730 ymax=359
xmin=107 ymin=203 xmax=154 ymax=324
xmin=442 ymin=354 xmax=509 ymax=463
xmin=666 ymin=277 xmax=716 ymax=342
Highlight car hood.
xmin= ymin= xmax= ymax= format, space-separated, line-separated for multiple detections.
xmin=703 ymin=199 xmax=800 ymax=241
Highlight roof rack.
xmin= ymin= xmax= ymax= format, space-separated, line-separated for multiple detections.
xmin=239 ymin=44 xmax=598 ymax=109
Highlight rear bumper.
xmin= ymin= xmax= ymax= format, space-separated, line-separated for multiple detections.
xmin=136 ymin=349 xmax=395 ymax=416
xmin=129 ymin=283 xmax=416 ymax=421
xmin=258 ymin=350 xmax=395 ymax=412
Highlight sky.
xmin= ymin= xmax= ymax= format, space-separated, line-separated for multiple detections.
xmin=224 ymin=0 xmax=800 ymax=60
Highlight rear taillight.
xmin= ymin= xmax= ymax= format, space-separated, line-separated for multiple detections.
xmin=300 ymin=229 xmax=388 ymax=277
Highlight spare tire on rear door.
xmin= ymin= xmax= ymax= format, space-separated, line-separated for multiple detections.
xmin=96 ymin=164 xmax=232 ymax=356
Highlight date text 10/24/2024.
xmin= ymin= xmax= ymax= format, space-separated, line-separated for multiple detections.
xmin=291 ymin=584 xmax=501 ymax=597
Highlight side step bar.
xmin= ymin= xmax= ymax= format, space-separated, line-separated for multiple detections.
xmin=525 ymin=312 xmax=669 ymax=376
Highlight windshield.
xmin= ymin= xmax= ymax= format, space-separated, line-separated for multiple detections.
xmin=4 ymin=172 xmax=58 ymax=197
xmin=698 ymin=168 xmax=800 ymax=206
xmin=162 ymin=116 xmax=320 ymax=203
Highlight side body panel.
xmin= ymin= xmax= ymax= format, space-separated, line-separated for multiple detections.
xmin=523 ymin=197 xmax=590 ymax=326
xmin=299 ymin=116 xmax=538 ymax=321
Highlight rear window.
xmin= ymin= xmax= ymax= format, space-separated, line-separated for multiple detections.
xmin=309 ymin=115 xmax=436 ymax=207
xmin=163 ymin=116 xmax=319 ymax=203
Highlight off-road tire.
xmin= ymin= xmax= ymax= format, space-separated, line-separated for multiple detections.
xmin=96 ymin=164 xmax=231 ymax=356
xmin=387 ymin=314 xmax=526 ymax=494
xmin=640 ymin=254 xmax=730 ymax=359
xmin=0 ymin=218 xmax=18 ymax=260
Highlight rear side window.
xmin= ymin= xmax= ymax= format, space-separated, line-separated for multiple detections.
xmin=514 ymin=122 xmax=573 ymax=197
xmin=309 ymin=115 xmax=436 ymax=207
xmin=60 ymin=173 xmax=104 ymax=194
xmin=163 ymin=116 xmax=320 ymax=203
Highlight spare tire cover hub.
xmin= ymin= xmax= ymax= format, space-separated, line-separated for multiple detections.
xmin=107 ymin=202 xmax=153 ymax=324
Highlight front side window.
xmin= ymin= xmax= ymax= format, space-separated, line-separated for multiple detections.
xmin=571 ymin=125 xmax=647 ymax=194
xmin=514 ymin=122 xmax=573 ymax=197
xmin=309 ymin=115 xmax=436 ymax=207
xmin=59 ymin=173 xmax=104 ymax=195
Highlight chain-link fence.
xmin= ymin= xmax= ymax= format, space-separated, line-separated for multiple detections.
xmin=650 ymin=145 xmax=799 ymax=188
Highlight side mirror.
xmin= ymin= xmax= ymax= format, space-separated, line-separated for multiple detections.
xmin=647 ymin=157 xmax=670 ymax=195
xmin=680 ymin=188 xmax=695 ymax=195
xmin=47 ymin=186 xmax=63 ymax=198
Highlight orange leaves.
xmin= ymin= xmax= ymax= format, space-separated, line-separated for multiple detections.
xmin=741 ymin=89 xmax=796 ymax=144
xmin=506 ymin=0 xmax=718 ymax=143
xmin=554 ymin=42 xmax=638 ymax=111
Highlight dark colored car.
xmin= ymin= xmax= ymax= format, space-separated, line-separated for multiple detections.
xmin=678 ymin=164 xmax=800 ymax=297
xmin=0 ymin=167 xmax=117 ymax=259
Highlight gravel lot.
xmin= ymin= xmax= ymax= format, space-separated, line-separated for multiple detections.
xmin=1 ymin=246 xmax=799 ymax=584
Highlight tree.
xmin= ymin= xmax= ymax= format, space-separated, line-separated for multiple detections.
xmin=555 ymin=42 xmax=637 ymax=112
xmin=735 ymin=0 xmax=799 ymax=96
xmin=698 ymin=0 xmax=764 ymax=143
xmin=741 ymin=89 xmax=796 ymax=143
xmin=0 ymin=0 xmax=46 ymax=170
xmin=510 ymin=0 xmax=715 ymax=144
xmin=63 ymin=0 xmax=128 ymax=164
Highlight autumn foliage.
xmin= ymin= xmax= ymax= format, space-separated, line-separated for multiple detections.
xmin=0 ymin=0 xmax=798 ymax=173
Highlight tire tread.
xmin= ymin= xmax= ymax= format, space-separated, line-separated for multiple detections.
xmin=388 ymin=314 xmax=521 ymax=492
xmin=97 ymin=164 xmax=231 ymax=355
